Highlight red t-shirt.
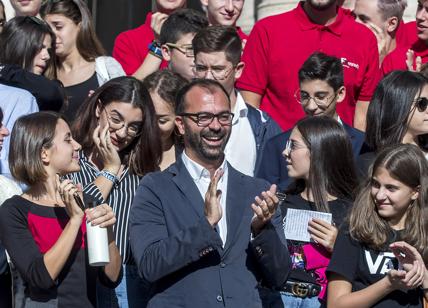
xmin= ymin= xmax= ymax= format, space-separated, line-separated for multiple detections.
xmin=113 ymin=12 xmax=168 ymax=75
xmin=236 ymin=2 xmax=380 ymax=130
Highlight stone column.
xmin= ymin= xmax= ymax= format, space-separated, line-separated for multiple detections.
xmin=403 ymin=1 xmax=416 ymax=22
xmin=236 ymin=0 xmax=256 ymax=34
xmin=256 ymin=0 xmax=298 ymax=21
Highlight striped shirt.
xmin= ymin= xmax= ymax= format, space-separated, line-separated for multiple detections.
xmin=67 ymin=151 xmax=141 ymax=264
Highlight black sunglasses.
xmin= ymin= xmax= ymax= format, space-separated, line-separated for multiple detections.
xmin=415 ymin=97 xmax=428 ymax=112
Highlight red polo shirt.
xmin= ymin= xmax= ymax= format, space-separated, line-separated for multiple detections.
xmin=113 ymin=12 xmax=168 ymax=75
xmin=236 ymin=2 xmax=380 ymax=130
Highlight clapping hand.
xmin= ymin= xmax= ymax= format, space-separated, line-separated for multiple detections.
xmin=204 ymin=169 xmax=224 ymax=227
xmin=387 ymin=241 xmax=426 ymax=291
xmin=406 ymin=49 xmax=422 ymax=72
xmin=251 ymin=184 xmax=279 ymax=236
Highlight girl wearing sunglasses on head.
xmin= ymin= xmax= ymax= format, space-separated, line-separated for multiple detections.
xmin=358 ymin=70 xmax=428 ymax=177
xmin=265 ymin=116 xmax=358 ymax=307
xmin=327 ymin=144 xmax=428 ymax=308
xmin=67 ymin=76 xmax=162 ymax=307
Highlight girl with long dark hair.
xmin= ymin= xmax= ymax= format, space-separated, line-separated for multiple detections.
xmin=68 ymin=76 xmax=162 ymax=307
xmin=271 ymin=116 xmax=358 ymax=307
xmin=328 ymin=144 xmax=428 ymax=307
xmin=359 ymin=70 xmax=428 ymax=175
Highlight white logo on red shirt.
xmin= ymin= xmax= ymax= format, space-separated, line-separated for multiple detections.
xmin=341 ymin=57 xmax=360 ymax=70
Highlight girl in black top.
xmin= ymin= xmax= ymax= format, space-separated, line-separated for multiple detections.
xmin=328 ymin=144 xmax=428 ymax=308
xmin=271 ymin=116 xmax=357 ymax=307
xmin=0 ymin=112 xmax=122 ymax=307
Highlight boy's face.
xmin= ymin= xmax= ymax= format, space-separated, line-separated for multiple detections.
xmin=194 ymin=50 xmax=243 ymax=96
xmin=297 ymin=79 xmax=343 ymax=118
xmin=162 ymin=33 xmax=196 ymax=81
xmin=200 ymin=0 xmax=244 ymax=26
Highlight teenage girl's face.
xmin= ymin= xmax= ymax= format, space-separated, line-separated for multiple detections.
xmin=46 ymin=119 xmax=81 ymax=175
xmin=150 ymin=91 xmax=176 ymax=148
xmin=32 ymin=34 xmax=52 ymax=75
xmin=96 ymin=102 xmax=144 ymax=152
xmin=282 ymin=128 xmax=311 ymax=180
xmin=371 ymin=167 xmax=419 ymax=230
xmin=44 ymin=14 xmax=79 ymax=58
xmin=406 ymin=85 xmax=428 ymax=139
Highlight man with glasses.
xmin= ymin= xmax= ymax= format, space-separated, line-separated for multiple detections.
xmin=130 ymin=78 xmax=290 ymax=308
xmin=257 ymin=52 xmax=365 ymax=190
xmin=192 ymin=25 xmax=281 ymax=176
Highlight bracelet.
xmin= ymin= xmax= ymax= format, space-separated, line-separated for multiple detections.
xmin=148 ymin=40 xmax=163 ymax=59
xmin=97 ymin=169 xmax=119 ymax=185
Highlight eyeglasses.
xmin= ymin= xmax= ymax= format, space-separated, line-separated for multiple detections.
xmin=294 ymin=90 xmax=337 ymax=109
xmin=192 ymin=64 xmax=236 ymax=81
xmin=414 ymin=97 xmax=428 ymax=112
xmin=179 ymin=112 xmax=234 ymax=127
xmin=165 ymin=43 xmax=194 ymax=57
xmin=103 ymin=108 xmax=143 ymax=137
xmin=284 ymin=139 xmax=307 ymax=155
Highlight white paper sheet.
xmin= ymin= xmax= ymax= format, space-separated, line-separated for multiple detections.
xmin=283 ymin=208 xmax=332 ymax=242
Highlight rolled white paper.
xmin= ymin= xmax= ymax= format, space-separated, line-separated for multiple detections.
xmin=86 ymin=221 xmax=110 ymax=266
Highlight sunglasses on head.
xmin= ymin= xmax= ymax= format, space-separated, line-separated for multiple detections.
xmin=415 ymin=97 xmax=428 ymax=112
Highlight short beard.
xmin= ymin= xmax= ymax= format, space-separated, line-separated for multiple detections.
xmin=184 ymin=123 xmax=230 ymax=162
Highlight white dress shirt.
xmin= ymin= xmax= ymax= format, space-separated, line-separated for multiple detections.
xmin=181 ymin=151 xmax=229 ymax=246
xmin=224 ymin=92 xmax=257 ymax=176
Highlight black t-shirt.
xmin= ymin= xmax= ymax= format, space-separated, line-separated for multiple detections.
xmin=327 ymin=227 xmax=422 ymax=308
xmin=280 ymin=194 xmax=352 ymax=283
xmin=63 ymin=72 xmax=99 ymax=122
xmin=0 ymin=64 xmax=64 ymax=111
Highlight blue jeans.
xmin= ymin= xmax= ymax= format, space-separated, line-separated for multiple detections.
xmin=279 ymin=292 xmax=323 ymax=308
xmin=260 ymin=289 xmax=323 ymax=308
xmin=97 ymin=264 xmax=150 ymax=308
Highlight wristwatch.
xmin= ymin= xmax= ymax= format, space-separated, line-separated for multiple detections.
xmin=148 ymin=40 xmax=163 ymax=59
